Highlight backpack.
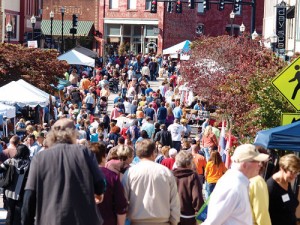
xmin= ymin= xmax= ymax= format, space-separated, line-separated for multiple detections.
xmin=0 ymin=160 xmax=15 ymax=188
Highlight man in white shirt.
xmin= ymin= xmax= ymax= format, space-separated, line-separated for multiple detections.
xmin=123 ymin=97 xmax=132 ymax=115
xmin=141 ymin=62 xmax=150 ymax=80
xmin=167 ymin=119 xmax=185 ymax=152
xmin=202 ymin=144 xmax=269 ymax=225
xmin=165 ymin=86 xmax=174 ymax=104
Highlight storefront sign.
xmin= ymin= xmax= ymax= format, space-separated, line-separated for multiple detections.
xmin=109 ymin=37 xmax=120 ymax=43
xmin=28 ymin=40 xmax=38 ymax=48
xmin=276 ymin=1 xmax=286 ymax=55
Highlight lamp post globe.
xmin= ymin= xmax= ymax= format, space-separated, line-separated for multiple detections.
xmin=50 ymin=11 xmax=54 ymax=49
xmin=270 ymin=32 xmax=278 ymax=52
xmin=30 ymin=15 xmax=36 ymax=41
xmin=60 ymin=6 xmax=65 ymax=53
xmin=6 ymin=22 xmax=12 ymax=43
xmin=239 ymin=23 xmax=245 ymax=34
xmin=251 ymin=30 xmax=258 ymax=40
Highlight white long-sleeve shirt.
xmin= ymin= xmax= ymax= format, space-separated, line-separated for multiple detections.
xmin=202 ymin=169 xmax=253 ymax=225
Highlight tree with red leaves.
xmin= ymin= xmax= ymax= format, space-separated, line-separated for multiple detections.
xmin=181 ymin=35 xmax=295 ymax=138
xmin=0 ymin=43 xmax=69 ymax=93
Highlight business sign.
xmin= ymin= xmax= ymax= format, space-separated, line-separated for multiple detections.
xmin=28 ymin=40 xmax=38 ymax=48
xmin=276 ymin=1 xmax=286 ymax=55
xmin=281 ymin=113 xmax=300 ymax=125
xmin=272 ymin=56 xmax=300 ymax=111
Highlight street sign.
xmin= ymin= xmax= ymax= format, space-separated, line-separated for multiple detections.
xmin=272 ymin=56 xmax=300 ymax=111
xmin=281 ymin=113 xmax=300 ymax=125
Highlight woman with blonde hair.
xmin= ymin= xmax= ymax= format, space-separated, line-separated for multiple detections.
xmin=267 ymin=154 xmax=300 ymax=225
xmin=136 ymin=107 xmax=144 ymax=126
xmin=201 ymin=125 xmax=218 ymax=161
xmin=205 ymin=151 xmax=227 ymax=197
xmin=106 ymin=145 xmax=134 ymax=178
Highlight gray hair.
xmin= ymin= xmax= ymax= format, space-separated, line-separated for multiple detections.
xmin=175 ymin=151 xmax=193 ymax=168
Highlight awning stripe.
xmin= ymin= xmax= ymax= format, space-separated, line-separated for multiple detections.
xmin=41 ymin=20 xmax=94 ymax=36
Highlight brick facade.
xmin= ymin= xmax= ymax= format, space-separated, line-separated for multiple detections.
xmin=40 ymin=0 xmax=264 ymax=56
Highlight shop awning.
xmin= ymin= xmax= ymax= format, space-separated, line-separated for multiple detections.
xmin=41 ymin=20 xmax=94 ymax=36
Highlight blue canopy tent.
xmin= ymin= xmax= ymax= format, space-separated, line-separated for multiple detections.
xmin=253 ymin=121 xmax=300 ymax=152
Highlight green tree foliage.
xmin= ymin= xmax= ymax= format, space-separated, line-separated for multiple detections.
xmin=181 ymin=35 xmax=294 ymax=138
xmin=0 ymin=43 xmax=69 ymax=93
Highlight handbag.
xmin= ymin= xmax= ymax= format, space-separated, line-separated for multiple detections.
xmin=196 ymin=195 xmax=210 ymax=224
xmin=0 ymin=160 xmax=15 ymax=188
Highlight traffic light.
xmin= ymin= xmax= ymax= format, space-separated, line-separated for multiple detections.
xmin=233 ymin=0 xmax=240 ymax=12
xmin=176 ymin=1 xmax=182 ymax=13
xmin=167 ymin=1 xmax=174 ymax=13
xmin=150 ymin=0 xmax=157 ymax=13
xmin=188 ymin=0 xmax=195 ymax=9
xmin=203 ymin=0 xmax=210 ymax=11
xmin=218 ymin=0 xmax=225 ymax=11
xmin=72 ymin=14 xmax=78 ymax=27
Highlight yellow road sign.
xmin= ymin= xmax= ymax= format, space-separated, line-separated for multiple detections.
xmin=281 ymin=113 xmax=300 ymax=125
xmin=272 ymin=56 xmax=300 ymax=111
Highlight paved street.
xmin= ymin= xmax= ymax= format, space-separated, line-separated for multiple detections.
xmin=0 ymin=194 xmax=6 ymax=223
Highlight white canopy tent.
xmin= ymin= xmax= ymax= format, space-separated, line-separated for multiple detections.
xmin=0 ymin=103 xmax=16 ymax=119
xmin=0 ymin=81 xmax=48 ymax=107
xmin=0 ymin=103 xmax=16 ymax=136
xmin=58 ymin=49 xmax=95 ymax=67
xmin=163 ymin=40 xmax=191 ymax=60
xmin=16 ymin=79 xmax=55 ymax=102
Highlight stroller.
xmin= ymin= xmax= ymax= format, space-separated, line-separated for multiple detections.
xmin=97 ymin=96 xmax=108 ymax=115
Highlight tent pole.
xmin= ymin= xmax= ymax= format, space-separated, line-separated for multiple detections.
xmin=14 ymin=117 xmax=16 ymax=134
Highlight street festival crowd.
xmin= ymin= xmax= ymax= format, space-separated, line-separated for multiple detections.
xmin=0 ymin=53 xmax=299 ymax=225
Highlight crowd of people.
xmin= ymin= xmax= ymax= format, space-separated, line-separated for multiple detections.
xmin=0 ymin=52 xmax=299 ymax=225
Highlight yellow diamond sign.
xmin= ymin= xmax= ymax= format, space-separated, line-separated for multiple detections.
xmin=272 ymin=56 xmax=300 ymax=111
xmin=281 ymin=113 xmax=300 ymax=125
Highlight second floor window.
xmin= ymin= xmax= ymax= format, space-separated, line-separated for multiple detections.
xmin=109 ymin=0 xmax=119 ymax=9
xmin=197 ymin=3 xmax=204 ymax=13
xmin=128 ymin=0 xmax=136 ymax=9
xmin=145 ymin=0 xmax=151 ymax=10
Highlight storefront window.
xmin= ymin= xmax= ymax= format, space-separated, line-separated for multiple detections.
xmin=123 ymin=25 xmax=131 ymax=36
xmin=107 ymin=24 xmax=121 ymax=35
xmin=145 ymin=25 xmax=158 ymax=37
xmin=133 ymin=25 xmax=142 ymax=36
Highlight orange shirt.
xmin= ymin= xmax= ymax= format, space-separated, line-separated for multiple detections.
xmin=193 ymin=154 xmax=206 ymax=175
xmin=81 ymin=78 xmax=91 ymax=90
xmin=205 ymin=161 xmax=227 ymax=183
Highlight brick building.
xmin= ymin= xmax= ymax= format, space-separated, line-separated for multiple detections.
xmin=99 ymin=0 xmax=264 ymax=57
xmin=39 ymin=0 xmax=264 ymax=56
xmin=0 ymin=0 xmax=42 ymax=44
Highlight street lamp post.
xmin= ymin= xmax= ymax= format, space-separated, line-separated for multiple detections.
xmin=239 ymin=23 xmax=245 ymax=35
xmin=60 ymin=6 xmax=65 ymax=53
xmin=270 ymin=33 xmax=278 ymax=52
xmin=230 ymin=11 xmax=235 ymax=36
xmin=6 ymin=22 xmax=12 ymax=43
xmin=50 ymin=11 xmax=54 ymax=49
xmin=30 ymin=15 xmax=36 ymax=41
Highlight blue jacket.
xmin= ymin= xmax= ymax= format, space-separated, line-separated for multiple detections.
xmin=157 ymin=107 xmax=167 ymax=120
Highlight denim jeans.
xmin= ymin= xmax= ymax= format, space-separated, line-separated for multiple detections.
xmin=202 ymin=147 xmax=210 ymax=162
xmin=206 ymin=182 xmax=216 ymax=197
xmin=172 ymin=141 xmax=181 ymax=152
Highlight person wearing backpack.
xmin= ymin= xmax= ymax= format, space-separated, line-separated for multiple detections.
xmin=0 ymin=144 xmax=30 ymax=225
